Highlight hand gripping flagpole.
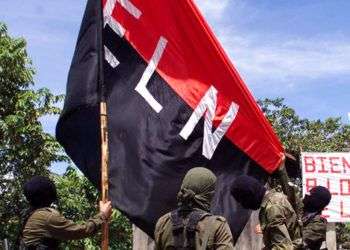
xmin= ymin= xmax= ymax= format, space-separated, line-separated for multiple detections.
xmin=98 ymin=0 xmax=110 ymax=249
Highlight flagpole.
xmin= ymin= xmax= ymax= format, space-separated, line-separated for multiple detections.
xmin=100 ymin=101 xmax=109 ymax=250
xmin=98 ymin=0 xmax=109 ymax=249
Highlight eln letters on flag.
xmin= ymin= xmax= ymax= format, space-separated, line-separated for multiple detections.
xmin=56 ymin=0 xmax=284 ymax=240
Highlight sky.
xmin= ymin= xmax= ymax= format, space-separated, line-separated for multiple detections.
xmin=1 ymin=0 xmax=349 ymax=173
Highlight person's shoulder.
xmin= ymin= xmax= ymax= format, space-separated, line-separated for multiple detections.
xmin=158 ymin=212 xmax=172 ymax=221
xmin=26 ymin=207 xmax=59 ymax=225
xmin=155 ymin=212 xmax=172 ymax=237
xmin=32 ymin=207 xmax=59 ymax=217
xmin=210 ymin=215 xmax=227 ymax=222
xmin=200 ymin=214 xmax=227 ymax=228
xmin=156 ymin=212 xmax=172 ymax=228
xmin=45 ymin=207 xmax=60 ymax=214
xmin=269 ymin=189 xmax=287 ymax=201
xmin=312 ymin=214 xmax=328 ymax=224
xmin=263 ymin=190 xmax=295 ymax=216
xmin=267 ymin=190 xmax=292 ymax=208
xmin=261 ymin=189 xmax=283 ymax=207
xmin=199 ymin=215 xmax=232 ymax=240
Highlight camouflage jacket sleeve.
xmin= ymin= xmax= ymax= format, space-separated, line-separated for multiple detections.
xmin=154 ymin=213 xmax=170 ymax=250
xmin=154 ymin=217 xmax=163 ymax=250
xmin=303 ymin=215 xmax=327 ymax=249
xmin=264 ymin=204 xmax=294 ymax=250
xmin=212 ymin=217 xmax=234 ymax=250
xmin=46 ymin=210 xmax=105 ymax=240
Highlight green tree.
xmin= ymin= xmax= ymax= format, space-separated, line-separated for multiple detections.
xmin=258 ymin=98 xmax=350 ymax=156
xmin=54 ymin=167 xmax=132 ymax=250
xmin=0 ymin=23 xmax=67 ymax=242
xmin=259 ymin=98 xmax=350 ymax=246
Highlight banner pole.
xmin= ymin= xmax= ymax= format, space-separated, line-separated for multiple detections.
xmin=100 ymin=101 xmax=109 ymax=250
xmin=98 ymin=0 xmax=109 ymax=248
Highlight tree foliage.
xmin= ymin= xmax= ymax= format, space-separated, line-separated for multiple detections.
xmin=0 ymin=22 xmax=67 ymax=241
xmin=54 ymin=167 xmax=132 ymax=250
xmin=259 ymin=98 xmax=350 ymax=156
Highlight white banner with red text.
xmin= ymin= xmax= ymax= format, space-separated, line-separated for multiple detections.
xmin=302 ymin=152 xmax=350 ymax=222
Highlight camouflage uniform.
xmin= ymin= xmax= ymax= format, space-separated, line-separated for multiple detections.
xmin=259 ymin=189 xmax=302 ymax=250
xmin=302 ymin=212 xmax=327 ymax=250
xmin=22 ymin=207 xmax=105 ymax=248
xmin=155 ymin=209 xmax=234 ymax=250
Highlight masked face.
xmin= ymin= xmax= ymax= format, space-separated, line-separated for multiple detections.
xmin=24 ymin=176 xmax=58 ymax=208
xmin=231 ymin=175 xmax=266 ymax=210
xmin=303 ymin=186 xmax=331 ymax=213
xmin=303 ymin=194 xmax=317 ymax=212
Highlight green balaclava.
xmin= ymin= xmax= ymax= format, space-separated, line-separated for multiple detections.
xmin=177 ymin=167 xmax=217 ymax=212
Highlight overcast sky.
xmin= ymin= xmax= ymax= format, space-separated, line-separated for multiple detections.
xmin=1 ymin=0 xmax=349 ymax=173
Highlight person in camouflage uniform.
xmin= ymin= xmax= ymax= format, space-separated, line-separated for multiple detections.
xmin=20 ymin=176 xmax=112 ymax=249
xmin=154 ymin=167 xmax=234 ymax=250
xmin=302 ymin=186 xmax=331 ymax=250
xmin=268 ymin=164 xmax=331 ymax=250
xmin=231 ymin=175 xmax=302 ymax=250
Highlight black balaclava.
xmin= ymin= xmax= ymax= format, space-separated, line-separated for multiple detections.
xmin=303 ymin=186 xmax=331 ymax=213
xmin=231 ymin=175 xmax=266 ymax=210
xmin=24 ymin=176 xmax=57 ymax=208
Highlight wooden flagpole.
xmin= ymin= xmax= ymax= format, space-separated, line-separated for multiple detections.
xmin=98 ymin=0 xmax=109 ymax=248
xmin=100 ymin=101 xmax=109 ymax=250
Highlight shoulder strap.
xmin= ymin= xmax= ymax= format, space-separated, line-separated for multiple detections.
xmin=171 ymin=209 xmax=186 ymax=249
xmin=186 ymin=210 xmax=210 ymax=249
xmin=171 ymin=209 xmax=212 ymax=250
xmin=171 ymin=210 xmax=185 ymax=233
xmin=187 ymin=210 xmax=208 ymax=232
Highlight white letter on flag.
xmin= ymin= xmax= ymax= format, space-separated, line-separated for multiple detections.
xmin=103 ymin=0 xmax=142 ymax=66
xmin=180 ymin=86 xmax=239 ymax=159
xmin=104 ymin=0 xmax=141 ymax=38
xmin=135 ymin=37 xmax=168 ymax=113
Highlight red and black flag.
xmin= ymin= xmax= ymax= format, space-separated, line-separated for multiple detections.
xmin=56 ymin=0 xmax=284 ymax=240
